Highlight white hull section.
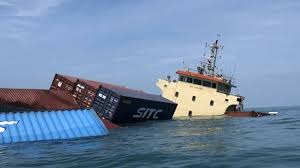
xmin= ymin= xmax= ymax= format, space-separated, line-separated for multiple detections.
xmin=157 ymin=79 xmax=241 ymax=117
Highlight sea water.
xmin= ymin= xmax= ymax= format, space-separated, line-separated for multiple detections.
xmin=0 ymin=106 xmax=300 ymax=168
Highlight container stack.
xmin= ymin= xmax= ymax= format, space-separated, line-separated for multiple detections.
xmin=0 ymin=73 xmax=177 ymax=144
xmin=50 ymin=74 xmax=177 ymax=124
xmin=0 ymin=89 xmax=109 ymax=144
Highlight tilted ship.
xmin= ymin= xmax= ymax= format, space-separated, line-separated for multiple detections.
xmin=156 ymin=39 xmax=245 ymax=117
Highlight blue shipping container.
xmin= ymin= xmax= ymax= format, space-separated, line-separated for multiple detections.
xmin=0 ymin=109 xmax=108 ymax=144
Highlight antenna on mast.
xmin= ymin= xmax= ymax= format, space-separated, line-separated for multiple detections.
xmin=207 ymin=36 xmax=222 ymax=76
xmin=182 ymin=61 xmax=189 ymax=71
xmin=197 ymin=34 xmax=224 ymax=76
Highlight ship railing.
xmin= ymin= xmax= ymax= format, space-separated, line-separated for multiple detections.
xmin=187 ymin=68 xmax=236 ymax=85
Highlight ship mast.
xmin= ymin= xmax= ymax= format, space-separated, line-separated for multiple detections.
xmin=208 ymin=40 xmax=220 ymax=76
xmin=197 ymin=38 xmax=223 ymax=76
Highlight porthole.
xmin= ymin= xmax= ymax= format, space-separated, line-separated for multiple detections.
xmin=188 ymin=111 xmax=192 ymax=117
xmin=210 ymin=100 xmax=214 ymax=106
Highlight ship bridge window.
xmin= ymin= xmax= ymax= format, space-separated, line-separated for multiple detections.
xmin=179 ymin=76 xmax=185 ymax=82
xmin=186 ymin=77 xmax=193 ymax=83
xmin=179 ymin=76 xmax=193 ymax=84
xmin=217 ymin=83 xmax=231 ymax=93
xmin=193 ymin=79 xmax=202 ymax=85
xmin=212 ymin=83 xmax=217 ymax=89
xmin=203 ymin=81 xmax=212 ymax=87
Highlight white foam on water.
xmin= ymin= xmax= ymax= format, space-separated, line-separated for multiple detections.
xmin=0 ymin=121 xmax=19 ymax=126
xmin=0 ymin=127 xmax=5 ymax=133
xmin=268 ymin=112 xmax=279 ymax=115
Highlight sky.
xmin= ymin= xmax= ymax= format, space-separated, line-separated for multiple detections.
xmin=0 ymin=0 xmax=299 ymax=108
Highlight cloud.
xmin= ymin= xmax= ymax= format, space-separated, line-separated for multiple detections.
xmin=0 ymin=0 xmax=69 ymax=39
xmin=13 ymin=0 xmax=67 ymax=17
xmin=0 ymin=18 xmax=34 ymax=39
xmin=0 ymin=1 xmax=13 ymax=6
xmin=0 ymin=0 xmax=68 ymax=17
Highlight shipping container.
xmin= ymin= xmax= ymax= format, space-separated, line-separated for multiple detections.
xmin=72 ymin=79 xmax=100 ymax=108
xmin=92 ymin=86 xmax=177 ymax=124
xmin=0 ymin=89 xmax=79 ymax=112
xmin=50 ymin=74 xmax=124 ymax=108
xmin=0 ymin=109 xmax=108 ymax=144
xmin=50 ymin=74 xmax=100 ymax=108
xmin=50 ymin=74 xmax=177 ymax=124
xmin=100 ymin=117 xmax=121 ymax=129
xmin=0 ymin=88 xmax=119 ymax=129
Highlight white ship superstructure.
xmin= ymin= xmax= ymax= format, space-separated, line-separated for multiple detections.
xmin=156 ymin=39 xmax=244 ymax=117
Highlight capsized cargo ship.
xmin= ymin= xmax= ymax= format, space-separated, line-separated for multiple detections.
xmin=50 ymin=74 xmax=177 ymax=123
xmin=157 ymin=39 xmax=245 ymax=117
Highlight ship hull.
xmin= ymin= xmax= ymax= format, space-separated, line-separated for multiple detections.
xmin=157 ymin=79 xmax=242 ymax=117
xmin=225 ymin=111 xmax=272 ymax=117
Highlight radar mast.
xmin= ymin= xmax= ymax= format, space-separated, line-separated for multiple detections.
xmin=197 ymin=37 xmax=223 ymax=77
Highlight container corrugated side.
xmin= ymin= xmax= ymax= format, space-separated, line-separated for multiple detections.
xmin=0 ymin=109 xmax=108 ymax=144
xmin=51 ymin=74 xmax=100 ymax=108
xmin=0 ymin=89 xmax=80 ymax=112
xmin=72 ymin=80 xmax=99 ymax=108
xmin=92 ymin=87 xmax=120 ymax=120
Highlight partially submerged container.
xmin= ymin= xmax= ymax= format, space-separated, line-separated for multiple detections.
xmin=0 ymin=109 xmax=108 ymax=144
xmin=50 ymin=74 xmax=177 ymax=124
xmin=0 ymin=88 xmax=119 ymax=129
xmin=92 ymin=85 xmax=178 ymax=124
xmin=100 ymin=117 xmax=121 ymax=129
